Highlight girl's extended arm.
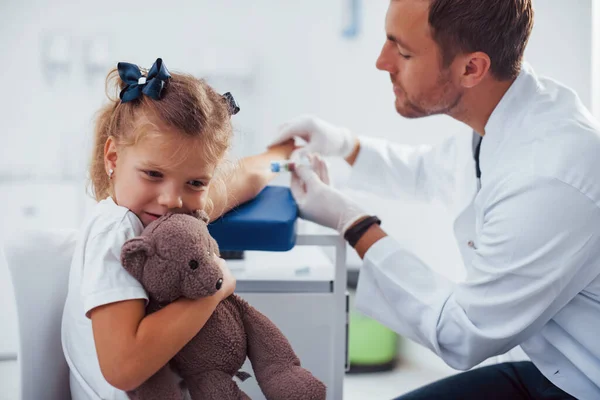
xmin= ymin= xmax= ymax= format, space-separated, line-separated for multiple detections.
xmin=207 ymin=140 xmax=296 ymax=221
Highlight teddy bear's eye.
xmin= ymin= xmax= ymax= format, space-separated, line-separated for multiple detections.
xmin=189 ymin=260 xmax=199 ymax=270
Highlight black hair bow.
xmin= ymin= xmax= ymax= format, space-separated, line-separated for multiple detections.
xmin=117 ymin=58 xmax=171 ymax=103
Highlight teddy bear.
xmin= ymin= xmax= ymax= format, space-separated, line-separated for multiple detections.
xmin=120 ymin=211 xmax=327 ymax=400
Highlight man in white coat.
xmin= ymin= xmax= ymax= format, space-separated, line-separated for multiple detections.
xmin=270 ymin=0 xmax=600 ymax=399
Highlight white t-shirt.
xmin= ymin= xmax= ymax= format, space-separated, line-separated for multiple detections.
xmin=61 ymin=197 xmax=147 ymax=400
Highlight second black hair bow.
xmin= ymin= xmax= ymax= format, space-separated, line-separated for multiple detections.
xmin=222 ymin=92 xmax=240 ymax=115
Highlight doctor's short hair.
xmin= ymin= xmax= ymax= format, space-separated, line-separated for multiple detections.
xmin=427 ymin=0 xmax=534 ymax=81
xmin=88 ymin=67 xmax=233 ymax=210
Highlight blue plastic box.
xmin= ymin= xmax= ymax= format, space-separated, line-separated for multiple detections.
xmin=208 ymin=186 xmax=298 ymax=251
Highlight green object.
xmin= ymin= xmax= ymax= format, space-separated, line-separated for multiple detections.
xmin=349 ymin=305 xmax=398 ymax=365
xmin=347 ymin=270 xmax=399 ymax=373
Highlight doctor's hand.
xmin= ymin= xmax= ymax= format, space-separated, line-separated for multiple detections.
xmin=269 ymin=115 xmax=358 ymax=159
xmin=291 ymin=154 xmax=369 ymax=234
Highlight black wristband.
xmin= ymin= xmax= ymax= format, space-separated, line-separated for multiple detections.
xmin=343 ymin=216 xmax=381 ymax=248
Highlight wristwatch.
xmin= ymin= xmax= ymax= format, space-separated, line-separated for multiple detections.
xmin=343 ymin=216 xmax=382 ymax=248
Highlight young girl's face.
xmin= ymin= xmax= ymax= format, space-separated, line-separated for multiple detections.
xmin=105 ymin=127 xmax=217 ymax=227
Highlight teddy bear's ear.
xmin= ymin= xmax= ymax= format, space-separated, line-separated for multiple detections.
xmin=120 ymin=236 xmax=155 ymax=281
xmin=191 ymin=210 xmax=210 ymax=223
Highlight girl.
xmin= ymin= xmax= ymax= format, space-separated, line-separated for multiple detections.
xmin=61 ymin=58 xmax=294 ymax=399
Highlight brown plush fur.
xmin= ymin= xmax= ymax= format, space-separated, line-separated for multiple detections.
xmin=121 ymin=212 xmax=326 ymax=400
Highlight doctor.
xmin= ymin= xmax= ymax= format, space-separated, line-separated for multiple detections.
xmin=270 ymin=0 xmax=600 ymax=399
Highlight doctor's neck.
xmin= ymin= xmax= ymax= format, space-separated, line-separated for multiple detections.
xmin=449 ymin=76 xmax=516 ymax=137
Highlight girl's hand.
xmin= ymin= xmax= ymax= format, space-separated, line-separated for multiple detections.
xmin=214 ymin=255 xmax=236 ymax=300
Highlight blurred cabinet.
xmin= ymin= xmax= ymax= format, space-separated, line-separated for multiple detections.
xmin=229 ymin=243 xmax=347 ymax=400
xmin=236 ymin=292 xmax=341 ymax=400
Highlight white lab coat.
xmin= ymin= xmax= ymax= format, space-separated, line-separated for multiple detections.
xmin=351 ymin=63 xmax=600 ymax=400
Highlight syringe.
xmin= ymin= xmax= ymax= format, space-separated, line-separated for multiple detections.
xmin=270 ymin=158 xmax=310 ymax=173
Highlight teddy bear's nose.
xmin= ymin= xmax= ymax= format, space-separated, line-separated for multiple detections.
xmin=189 ymin=260 xmax=199 ymax=270
xmin=216 ymin=278 xmax=223 ymax=290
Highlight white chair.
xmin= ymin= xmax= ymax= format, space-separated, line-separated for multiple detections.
xmin=4 ymin=229 xmax=77 ymax=400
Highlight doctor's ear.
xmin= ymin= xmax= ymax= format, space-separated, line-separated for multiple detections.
xmin=459 ymin=52 xmax=491 ymax=89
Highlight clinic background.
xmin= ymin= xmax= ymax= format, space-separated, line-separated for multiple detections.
xmin=0 ymin=0 xmax=599 ymax=397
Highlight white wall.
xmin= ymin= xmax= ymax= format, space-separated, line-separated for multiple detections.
xmin=0 ymin=0 xmax=597 ymax=382
xmin=1 ymin=0 xmax=593 ymax=174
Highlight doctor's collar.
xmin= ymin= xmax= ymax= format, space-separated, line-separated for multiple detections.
xmin=478 ymin=62 xmax=536 ymax=177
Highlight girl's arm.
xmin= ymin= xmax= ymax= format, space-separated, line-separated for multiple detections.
xmin=207 ymin=140 xmax=296 ymax=221
xmin=90 ymin=258 xmax=235 ymax=391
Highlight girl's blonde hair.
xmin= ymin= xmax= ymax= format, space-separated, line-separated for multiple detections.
xmin=89 ymin=65 xmax=233 ymax=213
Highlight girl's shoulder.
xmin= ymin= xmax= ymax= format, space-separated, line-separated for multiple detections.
xmin=82 ymin=197 xmax=144 ymax=245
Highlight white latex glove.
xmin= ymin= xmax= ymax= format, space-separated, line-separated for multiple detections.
xmin=291 ymin=154 xmax=369 ymax=234
xmin=270 ymin=115 xmax=357 ymax=159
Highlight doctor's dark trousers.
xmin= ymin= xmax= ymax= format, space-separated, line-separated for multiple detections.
xmin=393 ymin=362 xmax=577 ymax=400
